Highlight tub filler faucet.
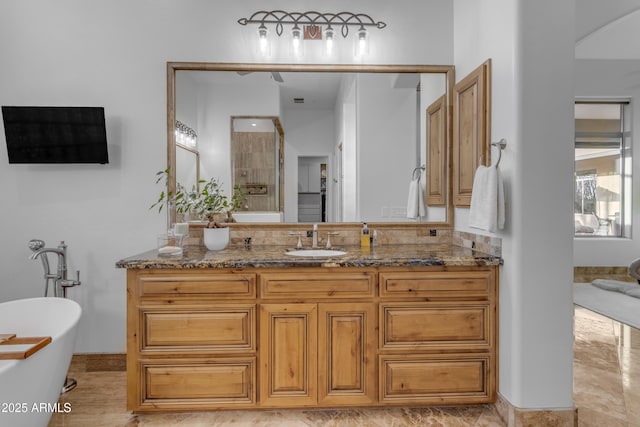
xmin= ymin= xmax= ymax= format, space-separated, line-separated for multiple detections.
xmin=27 ymin=239 xmax=81 ymax=394
xmin=28 ymin=240 xmax=81 ymax=298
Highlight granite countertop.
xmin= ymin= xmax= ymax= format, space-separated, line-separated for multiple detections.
xmin=116 ymin=244 xmax=502 ymax=269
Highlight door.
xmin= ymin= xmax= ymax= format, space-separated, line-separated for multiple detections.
xmin=452 ymin=60 xmax=491 ymax=207
xmin=259 ymin=304 xmax=317 ymax=407
xmin=318 ymin=303 xmax=377 ymax=406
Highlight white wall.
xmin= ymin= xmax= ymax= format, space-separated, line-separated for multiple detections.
xmin=282 ymin=108 xmax=335 ymax=222
xmin=175 ymin=73 xmax=199 ymax=189
xmin=420 ymin=73 xmax=447 ymax=222
xmin=176 ymin=73 xmax=199 ymax=131
xmin=0 ymin=0 xmax=453 ymax=354
xmin=357 ymin=74 xmax=417 ymax=222
xmin=334 ymin=75 xmax=358 ymax=222
xmin=454 ymin=0 xmax=575 ymax=410
xmin=196 ymin=78 xmax=279 ymax=195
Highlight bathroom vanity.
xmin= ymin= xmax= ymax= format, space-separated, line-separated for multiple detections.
xmin=118 ymin=244 xmax=500 ymax=413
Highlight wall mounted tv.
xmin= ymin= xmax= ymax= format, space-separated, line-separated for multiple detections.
xmin=2 ymin=106 xmax=109 ymax=164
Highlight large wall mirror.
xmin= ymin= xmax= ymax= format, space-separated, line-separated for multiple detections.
xmin=167 ymin=62 xmax=454 ymax=228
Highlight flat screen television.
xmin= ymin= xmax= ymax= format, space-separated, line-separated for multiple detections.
xmin=2 ymin=106 xmax=109 ymax=164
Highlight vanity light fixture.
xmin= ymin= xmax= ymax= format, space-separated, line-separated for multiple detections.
xmin=175 ymin=120 xmax=197 ymax=150
xmin=238 ymin=10 xmax=386 ymax=57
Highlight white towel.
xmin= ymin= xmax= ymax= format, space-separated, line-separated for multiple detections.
xmin=469 ymin=164 xmax=505 ymax=232
xmin=406 ymin=177 xmax=425 ymax=219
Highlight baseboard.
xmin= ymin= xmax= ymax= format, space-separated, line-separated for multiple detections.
xmin=69 ymin=353 xmax=126 ymax=372
xmin=494 ymin=393 xmax=577 ymax=427
xmin=574 ymin=266 xmax=634 ymax=283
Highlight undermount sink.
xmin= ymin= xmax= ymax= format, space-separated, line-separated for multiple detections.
xmin=286 ymin=249 xmax=347 ymax=257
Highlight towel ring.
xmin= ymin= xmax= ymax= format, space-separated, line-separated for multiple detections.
xmin=411 ymin=164 xmax=426 ymax=180
xmin=491 ymin=139 xmax=507 ymax=167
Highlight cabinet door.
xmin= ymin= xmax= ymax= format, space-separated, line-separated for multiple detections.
xmin=138 ymin=357 xmax=256 ymax=411
xmin=426 ymin=94 xmax=447 ymax=206
xmin=298 ymin=164 xmax=310 ymax=192
xmin=318 ymin=303 xmax=377 ymax=406
xmin=379 ymin=353 xmax=492 ymax=404
xmin=308 ymin=161 xmax=321 ymax=193
xmin=140 ymin=304 xmax=256 ymax=354
xmin=453 ymin=60 xmax=491 ymax=207
xmin=260 ymin=271 xmax=376 ymax=300
xmin=380 ymin=302 xmax=492 ymax=352
xmin=298 ymin=160 xmax=321 ymax=193
xmin=259 ymin=304 xmax=317 ymax=407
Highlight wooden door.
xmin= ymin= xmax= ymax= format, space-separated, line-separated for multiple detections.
xmin=317 ymin=303 xmax=376 ymax=406
xmin=426 ymin=94 xmax=447 ymax=206
xmin=259 ymin=304 xmax=317 ymax=407
xmin=453 ymin=60 xmax=491 ymax=207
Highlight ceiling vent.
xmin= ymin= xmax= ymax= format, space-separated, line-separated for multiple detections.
xmin=293 ymin=98 xmax=305 ymax=104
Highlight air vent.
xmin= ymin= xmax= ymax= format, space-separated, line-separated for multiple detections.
xmin=293 ymin=98 xmax=305 ymax=104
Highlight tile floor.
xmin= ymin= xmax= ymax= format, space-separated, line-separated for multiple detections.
xmin=47 ymin=306 xmax=639 ymax=426
xmin=573 ymin=307 xmax=640 ymax=427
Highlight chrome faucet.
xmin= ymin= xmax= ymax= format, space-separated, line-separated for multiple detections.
xmin=311 ymin=224 xmax=319 ymax=249
xmin=325 ymin=232 xmax=339 ymax=249
xmin=28 ymin=240 xmax=81 ymax=298
xmin=28 ymin=239 xmax=81 ymax=394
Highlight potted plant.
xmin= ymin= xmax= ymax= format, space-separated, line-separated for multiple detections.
xmin=150 ymin=168 xmax=180 ymax=215
xmin=195 ymin=178 xmax=246 ymax=250
xmin=152 ymin=171 xmax=245 ymax=250
xmin=150 ymin=168 xmax=197 ymax=219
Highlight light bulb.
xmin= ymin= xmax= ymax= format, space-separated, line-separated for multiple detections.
xmin=292 ymin=25 xmax=301 ymax=56
xmin=325 ymin=26 xmax=334 ymax=56
xmin=356 ymin=27 xmax=368 ymax=57
xmin=258 ymin=24 xmax=268 ymax=56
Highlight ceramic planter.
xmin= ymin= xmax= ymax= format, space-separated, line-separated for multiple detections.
xmin=203 ymin=227 xmax=229 ymax=250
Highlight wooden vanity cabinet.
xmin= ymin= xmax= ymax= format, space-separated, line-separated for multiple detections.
xmin=126 ymin=266 xmax=497 ymax=412
xmin=126 ymin=270 xmax=259 ymax=412
xmin=378 ymin=268 xmax=497 ymax=404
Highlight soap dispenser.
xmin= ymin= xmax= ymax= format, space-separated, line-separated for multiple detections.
xmin=360 ymin=223 xmax=370 ymax=248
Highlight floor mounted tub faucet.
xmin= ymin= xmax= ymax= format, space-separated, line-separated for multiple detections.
xmin=27 ymin=239 xmax=81 ymax=393
xmin=28 ymin=240 xmax=81 ymax=298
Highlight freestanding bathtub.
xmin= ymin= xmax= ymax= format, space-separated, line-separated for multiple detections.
xmin=0 ymin=297 xmax=81 ymax=427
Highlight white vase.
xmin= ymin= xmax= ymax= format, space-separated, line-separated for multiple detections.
xmin=203 ymin=227 xmax=229 ymax=250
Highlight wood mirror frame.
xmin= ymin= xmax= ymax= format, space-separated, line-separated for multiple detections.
xmin=167 ymin=62 xmax=454 ymax=230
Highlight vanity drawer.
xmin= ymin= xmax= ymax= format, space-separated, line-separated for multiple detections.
xmin=259 ymin=271 xmax=375 ymax=299
xmin=138 ymin=357 xmax=256 ymax=410
xmin=137 ymin=273 xmax=256 ymax=298
xmin=140 ymin=304 xmax=256 ymax=353
xmin=379 ymin=270 xmax=493 ymax=299
xmin=379 ymin=353 xmax=492 ymax=403
xmin=380 ymin=302 xmax=492 ymax=351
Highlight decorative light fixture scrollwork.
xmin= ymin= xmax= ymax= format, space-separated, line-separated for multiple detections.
xmin=238 ymin=10 xmax=387 ymax=57
xmin=175 ymin=120 xmax=197 ymax=150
